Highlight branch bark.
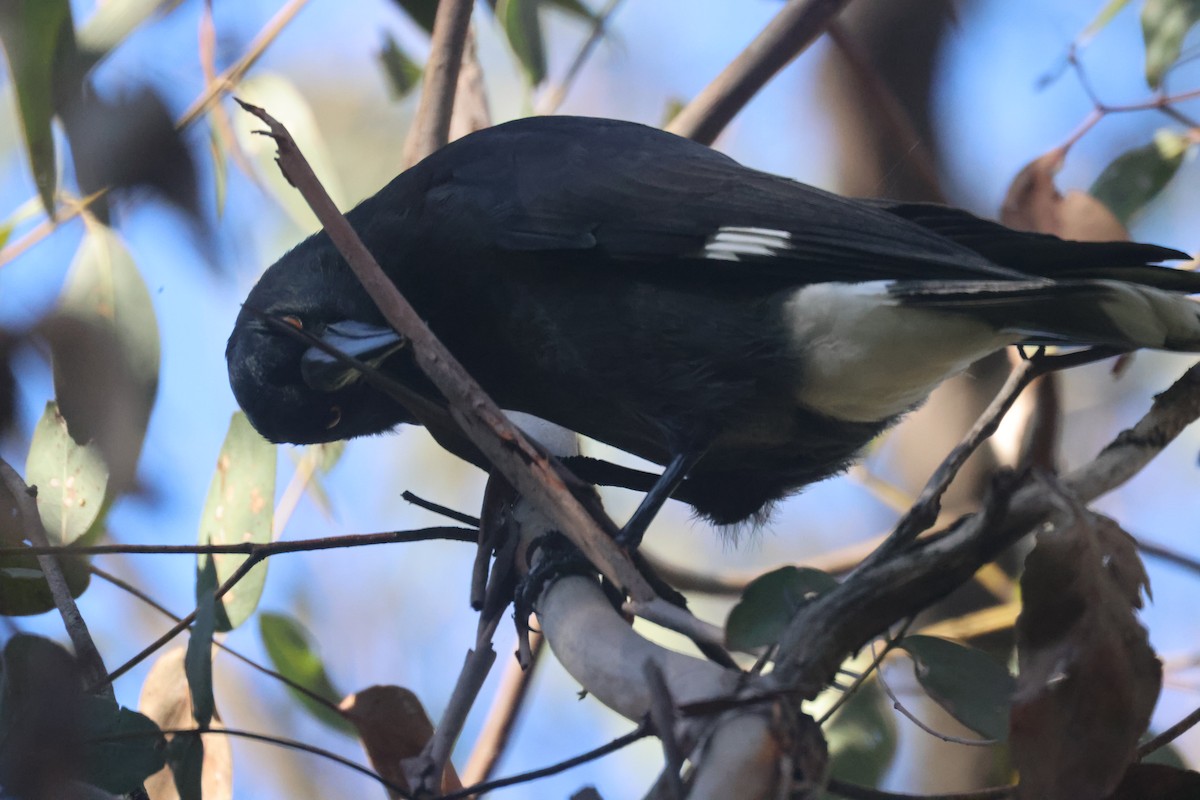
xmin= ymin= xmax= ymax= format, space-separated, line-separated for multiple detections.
xmin=667 ymin=0 xmax=853 ymax=144
xmin=402 ymin=0 xmax=475 ymax=167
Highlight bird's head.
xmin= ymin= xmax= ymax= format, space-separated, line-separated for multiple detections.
xmin=226 ymin=235 xmax=411 ymax=445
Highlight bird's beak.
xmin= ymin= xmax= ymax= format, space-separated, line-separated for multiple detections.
xmin=301 ymin=320 xmax=406 ymax=391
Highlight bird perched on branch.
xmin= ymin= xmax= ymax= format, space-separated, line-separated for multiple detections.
xmin=227 ymin=115 xmax=1200 ymax=542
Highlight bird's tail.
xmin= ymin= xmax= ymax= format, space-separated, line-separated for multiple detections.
xmin=891 ymin=278 xmax=1200 ymax=352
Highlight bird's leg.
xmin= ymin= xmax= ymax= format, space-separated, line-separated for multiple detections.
xmin=618 ymin=448 xmax=707 ymax=548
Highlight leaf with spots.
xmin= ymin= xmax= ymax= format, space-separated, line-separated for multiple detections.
xmin=197 ymin=412 xmax=275 ymax=632
xmin=25 ymin=401 xmax=108 ymax=545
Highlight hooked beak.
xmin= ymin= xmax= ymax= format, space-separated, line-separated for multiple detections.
xmin=301 ymin=320 xmax=406 ymax=391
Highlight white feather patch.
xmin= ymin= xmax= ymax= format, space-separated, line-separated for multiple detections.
xmin=700 ymin=226 xmax=793 ymax=261
xmin=785 ymin=282 xmax=1016 ymax=422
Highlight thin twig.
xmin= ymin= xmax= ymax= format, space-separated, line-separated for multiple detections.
xmin=402 ymin=0 xmax=475 ymax=167
xmin=97 ymin=527 xmax=470 ymax=689
xmin=878 ymin=354 xmax=1041 ymax=555
xmin=402 ymin=490 xmax=481 ymax=526
xmin=535 ymin=0 xmax=626 ymax=116
xmin=667 ymin=0 xmax=852 ymax=144
xmin=90 ymin=565 xmax=350 ymax=715
xmin=461 ymin=631 xmax=545 ymax=786
xmin=644 ymin=660 xmax=685 ymax=800
xmin=815 ymin=619 xmax=912 ymax=726
xmin=774 ymin=360 xmax=1200 ymax=694
xmin=411 ymin=644 xmax=498 ymax=794
xmin=1137 ymin=703 xmax=1200 ymax=758
xmin=93 ymin=725 xmax=410 ymax=797
xmin=439 ymin=722 xmax=653 ymax=800
xmin=177 ymin=0 xmax=312 ymax=128
xmin=1137 ymin=539 xmax=1200 ymax=576
xmin=874 ymin=642 xmax=996 ymax=747
xmin=0 ymin=458 xmax=111 ymax=700
xmin=236 ymin=101 xmax=657 ymax=603
xmin=1 ymin=526 xmax=477 ymax=556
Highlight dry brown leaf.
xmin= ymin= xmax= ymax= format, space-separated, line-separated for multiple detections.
xmin=1011 ymin=511 xmax=1161 ymax=800
xmin=339 ymin=685 xmax=462 ymax=797
xmin=1000 ymin=151 xmax=1129 ymax=242
xmin=137 ymin=647 xmax=232 ymax=800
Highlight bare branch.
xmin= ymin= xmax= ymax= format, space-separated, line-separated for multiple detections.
xmin=236 ymin=101 xmax=658 ymax=604
xmin=535 ymin=0 xmax=627 ymax=116
xmin=178 ymin=0 xmax=312 ymax=128
xmin=2 ymin=527 xmax=476 ymax=556
xmin=461 ymin=632 xmax=546 ymax=786
xmin=773 ymin=360 xmax=1200 ymax=695
xmin=402 ymin=0 xmax=475 ymax=167
xmin=667 ymin=0 xmax=853 ymax=144
xmin=0 ymin=458 xmax=111 ymax=699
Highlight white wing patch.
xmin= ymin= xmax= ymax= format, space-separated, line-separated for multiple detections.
xmin=701 ymin=226 xmax=793 ymax=261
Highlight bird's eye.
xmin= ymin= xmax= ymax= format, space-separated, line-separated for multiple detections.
xmin=281 ymin=315 xmax=303 ymax=330
xmin=325 ymin=405 xmax=342 ymax=429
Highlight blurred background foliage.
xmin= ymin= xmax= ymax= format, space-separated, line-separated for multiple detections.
xmin=0 ymin=0 xmax=1199 ymax=797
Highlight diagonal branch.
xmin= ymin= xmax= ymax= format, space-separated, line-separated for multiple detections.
xmin=773 ymin=360 xmax=1200 ymax=694
xmin=402 ymin=0 xmax=475 ymax=167
xmin=667 ymin=0 xmax=853 ymax=144
xmin=237 ymin=101 xmax=657 ymax=605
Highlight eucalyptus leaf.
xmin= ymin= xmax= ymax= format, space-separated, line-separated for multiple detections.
xmin=25 ymin=401 xmax=108 ymax=545
xmin=1141 ymin=0 xmax=1200 ymax=88
xmin=725 ymin=566 xmax=838 ymax=652
xmin=1090 ymin=130 xmax=1189 ymax=222
xmin=259 ymin=612 xmax=354 ymax=734
xmin=899 ymin=634 xmax=1015 ymax=741
xmin=0 ymin=0 xmax=76 ymax=215
xmin=197 ymin=412 xmax=276 ymax=632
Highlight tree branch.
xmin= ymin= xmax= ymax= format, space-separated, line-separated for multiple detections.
xmin=236 ymin=101 xmax=658 ymax=605
xmin=667 ymin=0 xmax=853 ymax=144
xmin=0 ymin=458 xmax=111 ymax=700
xmin=402 ymin=0 xmax=475 ymax=167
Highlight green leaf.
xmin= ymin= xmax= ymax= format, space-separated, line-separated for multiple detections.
xmin=545 ymin=0 xmax=599 ymax=20
xmin=379 ymin=33 xmax=423 ymax=99
xmin=25 ymin=401 xmax=108 ymax=545
xmin=80 ymin=695 xmax=167 ymax=794
xmin=1081 ymin=0 xmax=1134 ymax=42
xmin=1142 ymin=0 xmax=1200 ymax=88
xmin=898 ymin=634 xmax=1015 ymax=741
xmin=0 ymin=549 xmax=91 ymax=615
xmin=725 ymin=566 xmax=838 ymax=652
xmin=197 ymin=412 xmax=276 ymax=632
xmin=822 ymin=679 xmax=897 ymax=793
xmin=397 ymin=0 xmax=439 ymax=32
xmin=497 ymin=0 xmax=547 ymax=84
xmin=165 ymin=735 xmax=204 ymax=800
xmin=0 ymin=0 xmax=76 ymax=216
xmin=185 ymin=561 xmax=217 ymax=729
xmin=259 ymin=612 xmax=354 ymax=735
xmin=48 ymin=220 xmax=161 ymax=492
xmin=1090 ymin=130 xmax=1190 ymax=222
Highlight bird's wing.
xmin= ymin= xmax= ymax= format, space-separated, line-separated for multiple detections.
xmin=414 ymin=117 xmax=1189 ymax=288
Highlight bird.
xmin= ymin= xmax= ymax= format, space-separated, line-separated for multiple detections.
xmin=226 ymin=115 xmax=1200 ymax=542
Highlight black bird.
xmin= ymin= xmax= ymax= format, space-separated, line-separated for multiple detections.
xmin=227 ymin=115 xmax=1200 ymax=537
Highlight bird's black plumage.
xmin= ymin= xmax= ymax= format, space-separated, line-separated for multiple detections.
xmin=227 ymin=116 xmax=1200 ymax=526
